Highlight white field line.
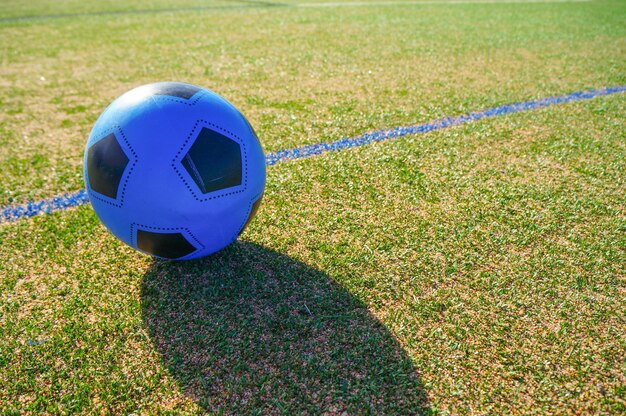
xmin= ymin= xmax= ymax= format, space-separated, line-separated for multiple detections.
xmin=297 ymin=0 xmax=590 ymax=7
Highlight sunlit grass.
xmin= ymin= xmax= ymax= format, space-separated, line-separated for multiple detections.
xmin=0 ymin=0 xmax=624 ymax=205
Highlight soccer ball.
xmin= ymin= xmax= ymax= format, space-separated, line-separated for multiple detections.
xmin=83 ymin=82 xmax=266 ymax=260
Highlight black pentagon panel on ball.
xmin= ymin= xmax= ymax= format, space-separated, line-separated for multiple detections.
xmin=87 ymin=133 xmax=130 ymax=199
xmin=244 ymin=119 xmax=262 ymax=146
xmin=137 ymin=230 xmax=197 ymax=259
xmin=151 ymin=82 xmax=201 ymax=100
xmin=240 ymin=195 xmax=263 ymax=235
xmin=182 ymin=127 xmax=242 ymax=194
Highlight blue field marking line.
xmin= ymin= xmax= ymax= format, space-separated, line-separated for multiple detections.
xmin=1 ymin=85 xmax=625 ymax=224
xmin=1 ymin=190 xmax=90 ymax=223
xmin=265 ymin=85 xmax=626 ymax=165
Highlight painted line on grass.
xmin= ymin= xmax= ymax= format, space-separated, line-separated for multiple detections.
xmin=264 ymin=85 xmax=625 ymax=165
xmin=1 ymin=85 xmax=624 ymax=224
xmin=0 ymin=0 xmax=591 ymax=23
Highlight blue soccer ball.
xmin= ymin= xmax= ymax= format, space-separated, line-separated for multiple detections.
xmin=83 ymin=82 xmax=266 ymax=260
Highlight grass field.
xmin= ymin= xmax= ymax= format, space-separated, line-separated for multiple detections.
xmin=1 ymin=0 xmax=625 ymax=414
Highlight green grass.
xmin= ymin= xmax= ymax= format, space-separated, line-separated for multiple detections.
xmin=1 ymin=0 xmax=625 ymax=414
xmin=1 ymin=0 xmax=625 ymax=206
